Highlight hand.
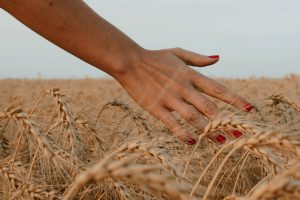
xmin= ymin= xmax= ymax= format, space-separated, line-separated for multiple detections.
xmin=0 ymin=0 xmax=251 ymax=144
xmin=113 ymin=48 xmax=252 ymax=144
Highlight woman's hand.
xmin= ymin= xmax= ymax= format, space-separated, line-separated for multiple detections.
xmin=1 ymin=0 xmax=252 ymax=144
xmin=113 ymin=48 xmax=252 ymax=144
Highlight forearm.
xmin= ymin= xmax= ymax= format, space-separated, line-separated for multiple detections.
xmin=1 ymin=0 xmax=143 ymax=77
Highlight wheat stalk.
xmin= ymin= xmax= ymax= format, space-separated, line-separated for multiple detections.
xmin=64 ymin=150 xmax=189 ymax=200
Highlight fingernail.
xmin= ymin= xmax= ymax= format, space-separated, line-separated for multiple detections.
xmin=187 ymin=137 xmax=196 ymax=145
xmin=208 ymin=55 xmax=220 ymax=59
xmin=244 ymin=103 xmax=253 ymax=112
xmin=215 ymin=134 xmax=226 ymax=144
xmin=232 ymin=130 xmax=243 ymax=138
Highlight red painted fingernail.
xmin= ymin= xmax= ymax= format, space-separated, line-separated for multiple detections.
xmin=232 ymin=130 xmax=243 ymax=138
xmin=215 ymin=134 xmax=226 ymax=144
xmin=244 ymin=103 xmax=253 ymax=112
xmin=187 ymin=137 xmax=196 ymax=145
xmin=208 ymin=55 xmax=219 ymax=59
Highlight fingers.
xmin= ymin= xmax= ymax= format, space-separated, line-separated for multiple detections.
xmin=170 ymin=47 xmax=219 ymax=67
xmin=173 ymin=102 xmax=228 ymax=144
xmin=181 ymin=88 xmax=220 ymax=120
xmin=166 ymin=98 xmax=228 ymax=145
xmin=168 ymin=47 xmax=251 ymax=112
xmin=167 ymin=98 xmax=208 ymax=131
xmin=174 ymin=103 xmax=227 ymax=144
xmin=192 ymin=73 xmax=252 ymax=112
xmin=155 ymin=101 xmax=243 ymax=145
xmin=154 ymin=106 xmax=195 ymax=144
xmin=207 ymin=129 xmax=244 ymax=144
xmin=208 ymin=131 xmax=227 ymax=144
xmin=230 ymin=130 xmax=243 ymax=138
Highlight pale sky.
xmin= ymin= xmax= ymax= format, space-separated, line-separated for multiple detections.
xmin=0 ymin=0 xmax=299 ymax=79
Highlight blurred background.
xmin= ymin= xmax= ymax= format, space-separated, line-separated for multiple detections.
xmin=0 ymin=0 xmax=299 ymax=79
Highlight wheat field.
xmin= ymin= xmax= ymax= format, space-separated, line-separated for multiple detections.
xmin=0 ymin=75 xmax=300 ymax=200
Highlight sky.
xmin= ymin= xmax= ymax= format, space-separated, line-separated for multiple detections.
xmin=0 ymin=0 xmax=300 ymax=79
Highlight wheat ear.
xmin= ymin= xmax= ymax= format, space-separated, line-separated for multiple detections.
xmin=1 ymin=108 xmax=78 ymax=174
xmin=47 ymin=88 xmax=82 ymax=158
xmin=270 ymin=94 xmax=300 ymax=112
xmin=114 ymin=140 xmax=180 ymax=178
xmin=64 ymin=152 xmax=189 ymax=200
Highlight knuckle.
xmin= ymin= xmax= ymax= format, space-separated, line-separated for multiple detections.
xmin=143 ymin=101 xmax=162 ymax=112
xmin=185 ymin=107 xmax=200 ymax=122
xmin=176 ymin=83 xmax=193 ymax=96
xmin=192 ymin=72 xmax=205 ymax=84
xmin=151 ymin=106 xmax=167 ymax=119
xmin=173 ymin=47 xmax=183 ymax=52
xmin=194 ymin=119 xmax=207 ymax=133
xmin=157 ymin=113 xmax=178 ymax=131
xmin=175 ymin=84 xmax=188 ymax=95
xmin=169 ymin=126 xmax=187 ymax=139
xmin=213 ymin=82 xmax=227 ymax=95
xmin=204 ymin=101 xmax=218 ymax=117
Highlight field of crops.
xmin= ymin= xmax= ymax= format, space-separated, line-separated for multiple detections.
xmin=0 ymin=75 xmax=300 ymax=200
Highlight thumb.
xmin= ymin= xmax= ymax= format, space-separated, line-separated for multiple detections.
xmin=169 ymin=47 xmax=219 ymax=67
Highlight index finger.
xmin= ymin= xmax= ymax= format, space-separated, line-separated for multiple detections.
xmin=192 ymin=73 xmax=253 ymax=112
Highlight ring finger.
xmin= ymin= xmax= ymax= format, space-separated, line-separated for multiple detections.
xmin=167 ymin=98 xmax=227 ymax=144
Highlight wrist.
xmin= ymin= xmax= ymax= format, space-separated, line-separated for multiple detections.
xmin=109 ymin=46 xmax=147 ymax=81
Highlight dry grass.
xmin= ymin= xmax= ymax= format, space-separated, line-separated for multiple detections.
xmin=0 ymin=75 xmax=300 ymax=200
